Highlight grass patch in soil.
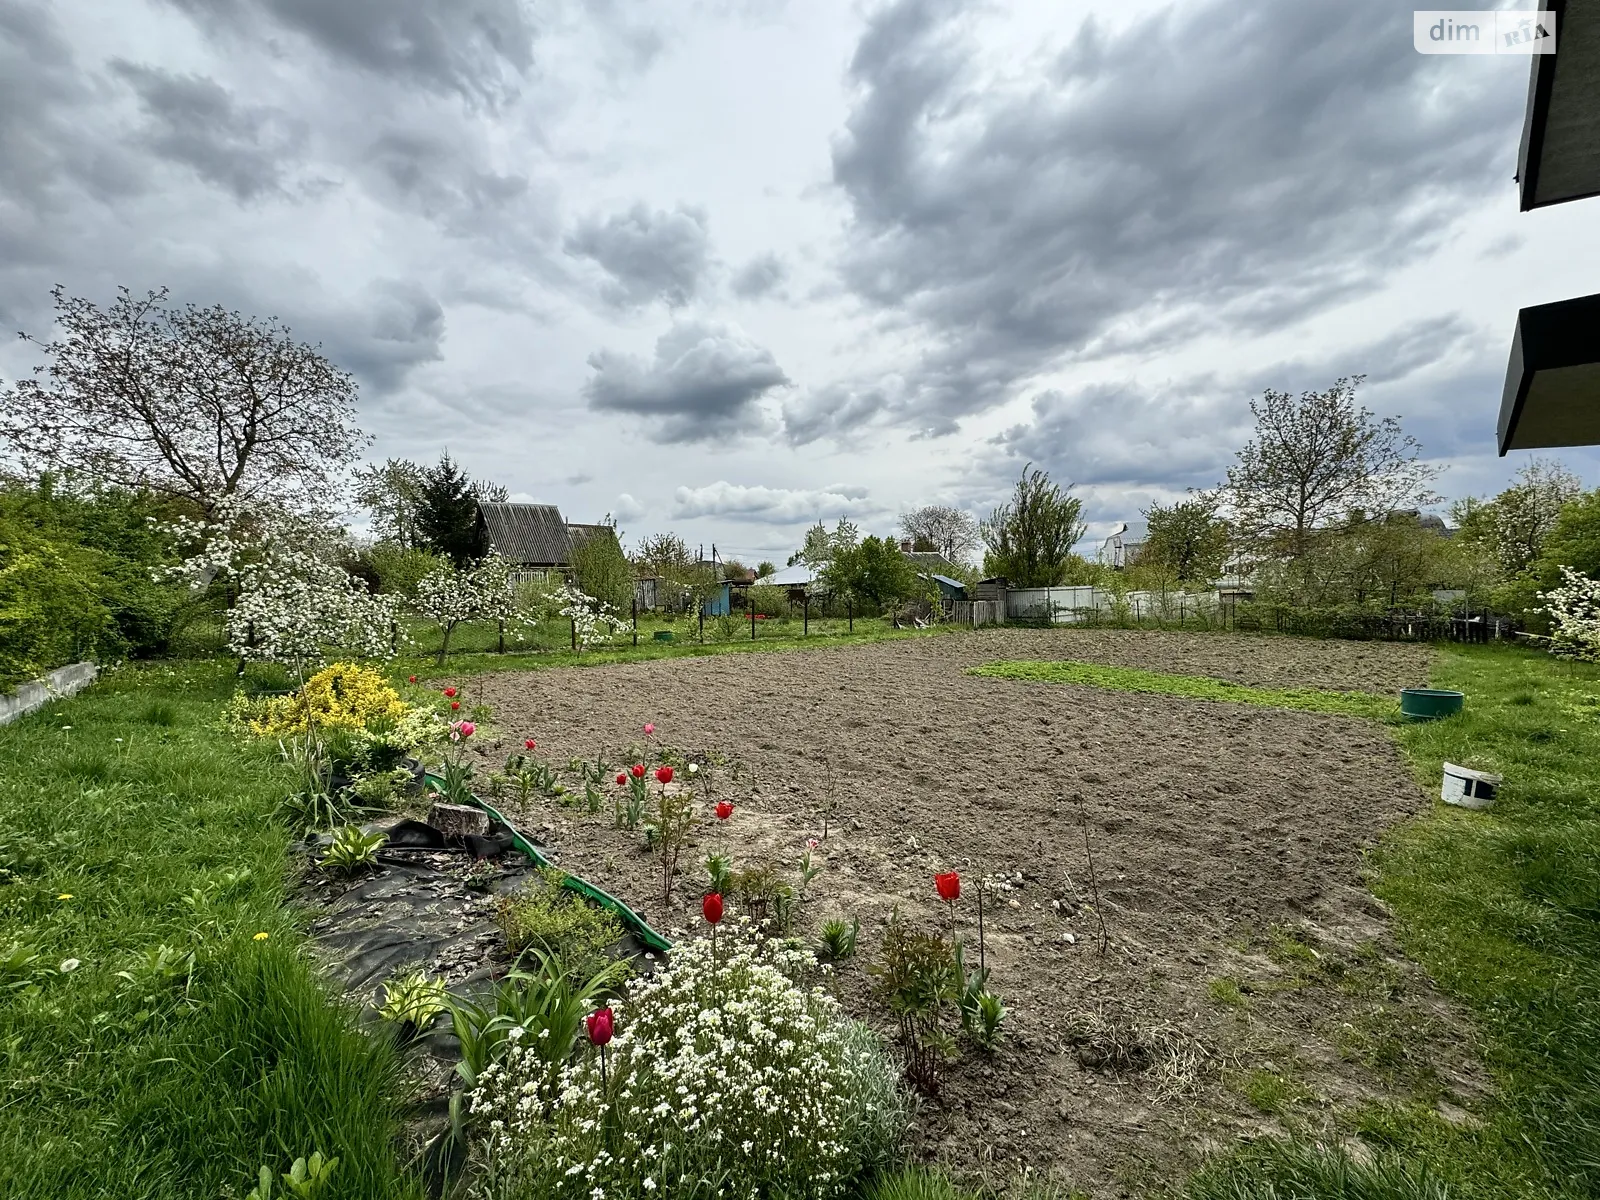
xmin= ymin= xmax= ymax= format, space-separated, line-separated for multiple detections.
xmin=0 ymin=661 xmax=417 ymax=1199
xmin=967 ymin=659 xmax=1398 ymax=718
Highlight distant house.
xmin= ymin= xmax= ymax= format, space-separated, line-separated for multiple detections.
xmin=1099 ymin=522 xmax=1148 ymax=569
xmin=476 ymin=502 xmax=624 ymax=579
xmin=927 ymin=574 xmax=967 ymax=604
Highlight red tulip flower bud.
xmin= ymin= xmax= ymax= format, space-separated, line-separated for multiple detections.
xmin=407 ymin=675 xmax=418 ymax=684
xmin=715 ymin=800 xmax=734 ymax=820
xmin=935 ymin=871 xmax=961 ymax=903
xmin=702 ymin=892 xmax=724 ymax=924
xmin=451 ymin=701 xmax=460 ymax=710
xmin=631 ymin=764 xmax=645 ymax=779
xmin=655 ymin=765 xmax=674 ymax=784
xmin=585 ymin=1006 xmax=614 ymax=1046
xmin=615 ymin=772 xmax=627 ymax=785
xmin=524 ymin=739 xmax=536 ymax=751
xmin=443 ymin=687 xmax=457 ymax=698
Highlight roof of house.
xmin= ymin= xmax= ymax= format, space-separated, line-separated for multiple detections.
xmin=764 ymin=562 xmax=819 ymax=586
xmin=928 ymin=573 xmax=966 ymax=591
xmin=903 ymin=550 xmax=961 ymax=574
xmin=479 ymin=502 xmax=573 ymax=565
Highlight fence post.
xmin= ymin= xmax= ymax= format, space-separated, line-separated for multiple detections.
xmin=847 ymin=596 xmax=853 ymax=632
xmin=804 ymin=594 xmax=809 ymax=636
xmin=632 ymin=598 xmax=638 ymax=648
xmin=699 ymin=607 xmax=704 ymax=643
xmin=498 ymin=618 xmax=505 ymax=654
xmin=751 ymin=604 xmax=756 ymax=641
xmin=570 ymin=617 xmax=576 ymax=651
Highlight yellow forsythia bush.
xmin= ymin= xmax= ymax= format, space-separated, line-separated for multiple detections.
xmin=233 ymin=662 xmax=410 ymax=736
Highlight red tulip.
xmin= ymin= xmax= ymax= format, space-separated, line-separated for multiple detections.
xmin=631 ymin=764 xmax=645 ymax=779
xmin=585 ymin=1006 xmax=614 ymax=1046
xmin=715 ymin=800 xmax=734 ymax=820
xmin=935 ymin=872 xmax=961 ymax=903
xmin=451 ymin=700 xmax=461 ymax=710
xmin=443 ymin=687 xmax=457 ymax=698
xmin=615 ymin=771 xmax=627 ymax=785
xmin=456 ymin=721 xmax=476 ymax=738
xmin=524 ymin=739 xmax=537 ymax=751
xmin=655 ymin=765 xmax=674 ymax=784
xmin=702 ymin=892 xmax=724 ymax=924
xmin=407 ymin=675 xmax=417 ymax=684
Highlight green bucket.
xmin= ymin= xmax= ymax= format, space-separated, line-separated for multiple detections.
xmin=1400 ymin=688 xmax=1464 ymax=721
xmin=653 ymin=630 xmax=675 ymax=643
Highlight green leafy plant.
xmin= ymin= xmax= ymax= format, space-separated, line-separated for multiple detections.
xmin=113 ymin=942 xmax=198 ymax=1023
xmin=244 ymin=1151 xmax=340 ymax=1200
xmin=349 ymin=767 xmax=411 ymax=809
xmin=495 ymin=872 xmax=623 ymax=976
xmin=275 ymin=788 xmax=358 ymax=833
xmin=433 ymin=758 xmax=476 ymax=806
xmin=378 ymin=969 xmax=448 ymax=1034
xmin=705 ymin=849 xmax=733 ymax=895
xmin=971 ymin=990 xmax=1007 ymax=1049
xmin=870 ymin=917 xmax=961 ymax=1093
xmin=0 ymin=942 xmax=44 ymax=993
xmin=320 ymin=825 xmax=387 ymax=877
xmin=820 ymin=916 xmax=860 ymax=961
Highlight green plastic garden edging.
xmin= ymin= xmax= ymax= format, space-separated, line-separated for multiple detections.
xmin=422 ymin=771 xmax=673 ymax=954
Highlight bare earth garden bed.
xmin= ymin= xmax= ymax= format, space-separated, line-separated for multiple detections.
xmin=445 ymin=629 xmax=1479 ymax=1196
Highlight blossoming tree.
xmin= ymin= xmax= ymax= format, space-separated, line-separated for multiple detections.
xmin=414 ymin=551 xmax=531 ymax=663
xmin=1540 ymin=565 xmax=1600 ymax=660
xmin=162 ymin=498 xmax=400 ymax=679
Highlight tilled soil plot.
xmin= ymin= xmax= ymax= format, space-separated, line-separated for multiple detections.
xmin=457 ymin=630 xmax=1481 ymax=1196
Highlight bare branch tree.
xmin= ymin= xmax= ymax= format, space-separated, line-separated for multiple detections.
xmin=900 ymin=504 xmax=980 ymax=565
xmin=0 ymin=286 xmax=369 ymax=516
xmin=1220 ymin=376 xmax=1439 ymax=564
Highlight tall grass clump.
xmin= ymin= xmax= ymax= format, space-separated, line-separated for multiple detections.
xmin=0 ymin=662 xmax=417 ymax=1199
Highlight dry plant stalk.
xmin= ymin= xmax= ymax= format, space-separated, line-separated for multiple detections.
xmin=1074 ymin=793 xmax=1110 ymax=955
xmin=656 ymin=785 xmax=695 ymax=907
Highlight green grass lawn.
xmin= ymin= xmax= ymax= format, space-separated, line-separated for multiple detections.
xmin=0 ymin=663 xmax=418 ymax=1199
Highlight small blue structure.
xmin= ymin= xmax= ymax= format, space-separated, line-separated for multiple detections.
xmin=927 ymin=573 xmax=967 ymax=603
xmin=701 ymin=581 xmax=732 ymax=616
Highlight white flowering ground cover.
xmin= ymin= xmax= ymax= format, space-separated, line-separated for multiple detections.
xmin=471 ymin=923 xmax=904 ymax=1200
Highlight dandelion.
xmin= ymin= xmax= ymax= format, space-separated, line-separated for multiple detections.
xmin=253 ymin=931 xmax=270 ymax=941
xmin=56 ymin=893 xmax=73 ymax=901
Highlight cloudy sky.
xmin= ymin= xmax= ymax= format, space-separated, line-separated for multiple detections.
xmin=2 ymin=0 xmax=1597 ymax=562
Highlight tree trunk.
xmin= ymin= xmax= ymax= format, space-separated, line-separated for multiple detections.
xmin=437 ymin=622 xmax=453 ymax=665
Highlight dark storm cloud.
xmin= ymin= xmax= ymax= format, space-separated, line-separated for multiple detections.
xmin=162 ymin=0 xmax=535 ymax=105
xmin=362 ymin=129 xmax=533 ymax=231
xmin=730 ymin=252 xmax=787 ymax=300
xmin=582 ymin=319 xmax=789 ymax=442
xmin=110 ymin=62 xmax=305 ymax=201
xmin=317 ymin=278 xmax=448 ymax=394
xmin=0 ymin=2 xmax=140 ymax=211
xmin=790 ymin=0 xmax=1524 ymax=443
xmin=565 ymin=204 xmax=712 ymax=309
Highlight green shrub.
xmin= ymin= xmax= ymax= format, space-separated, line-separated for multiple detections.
xmin=495 ymin=873 xmax=623 ymax=974
xmin=472 ymin=926 xmax=907 ymax=1200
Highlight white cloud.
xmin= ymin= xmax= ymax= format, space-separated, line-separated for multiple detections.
xmin=673 ymin=481 xmax=877 ymax=524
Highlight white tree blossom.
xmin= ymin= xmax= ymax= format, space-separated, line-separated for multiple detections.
xmin=1540 ymin=565 xmax=1600 ymax=661
xmin=160 ymin=497 xmax=401 ymax=677
xmin=413 ymin=552 xmax=532 ymax=662
xmin=556 ymin=582 xmax=629 ymax=652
